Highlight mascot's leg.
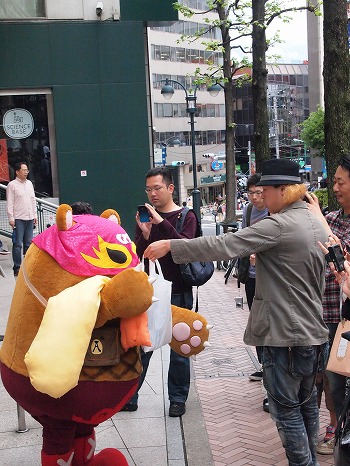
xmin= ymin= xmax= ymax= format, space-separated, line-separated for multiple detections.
xmin=73 ymin=428 xmax=128 ymax=466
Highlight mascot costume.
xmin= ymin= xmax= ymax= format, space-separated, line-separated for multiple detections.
xmin=0 ymin=205 xmax=211 ymax=466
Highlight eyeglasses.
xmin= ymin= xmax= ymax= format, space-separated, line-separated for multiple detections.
xmin=145 ymin=186 xmax=166 ymax=194
xmin=20 ymin=169 xmax=29 ymax=172
xmin=248 ymin=190 xmax=263 ymax=196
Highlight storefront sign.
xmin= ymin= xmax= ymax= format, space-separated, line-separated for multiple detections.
xmin=3 ymin=108 xmax=34 ymax=139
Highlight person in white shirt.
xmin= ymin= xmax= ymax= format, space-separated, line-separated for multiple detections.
xmin=6 ymin=162 xmax=37 ymax=276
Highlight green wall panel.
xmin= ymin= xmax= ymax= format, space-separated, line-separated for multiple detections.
xmin=53 ymin=85 xmax=103 ymax=153
xmin=120 ymin=0 xmax=178 ymax=22
xmin=49 ymin=23 xmax=100 ymax=85
xmin=98 ymin=22 xmax=146 ymax=83
xmin=100 ymin=83 xmax=149 ymax=150
xmin=58 ymin=149 xmax=149 ymax=234
xmin=0 ymin=23 xmax=50 ymax=87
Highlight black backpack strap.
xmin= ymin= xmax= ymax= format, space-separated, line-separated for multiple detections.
xmin=176 ymin=207 xmax=190 ymax=233
xmin=246 ymin=203 xmax=253 ymax=227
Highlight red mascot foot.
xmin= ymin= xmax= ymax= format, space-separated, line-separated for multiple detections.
xmin=73 ymin=432 xmax=128 ymax=465
xmin=42 ymin=449 xmax=74 ymax=465
xmin=91 ymin=449 xmax=129 ymax=465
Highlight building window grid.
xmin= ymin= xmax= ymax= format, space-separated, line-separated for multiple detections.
xmin=150 ymin=20 xmax=220 ymax=40
xmin=151 ymin=45 xmax=222 ymax=65
xmin=154 ymin=102 xmax=224 ymax=118
xmin=155 ymin=130 xmax=225 ymax=147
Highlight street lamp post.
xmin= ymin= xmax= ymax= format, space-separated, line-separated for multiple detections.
xmin=160 ymin=78 xmax=221 ymax=224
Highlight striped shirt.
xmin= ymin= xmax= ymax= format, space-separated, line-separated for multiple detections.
xmin=322 ymin=209 xmax=350 ymax=323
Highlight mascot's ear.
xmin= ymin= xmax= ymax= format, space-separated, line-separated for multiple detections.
xmin=56 ymin=204 xmax=74 ymax=231
xmin=100 ymin=209 xmax=121 ymax=225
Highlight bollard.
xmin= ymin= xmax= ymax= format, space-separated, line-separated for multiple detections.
xmin=16 ymin=403 xmax=28 ymax=433
xmin=235 ymin=297 xmax=244 ymax=308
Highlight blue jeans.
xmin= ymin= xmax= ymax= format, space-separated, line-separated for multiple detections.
xmin=12 ymin=219 xmax=34 ymax=273
xmin=262 ymin=345 xmax=327 ymax=466
xmin=129 ymin=290 xmax=193 ymax=405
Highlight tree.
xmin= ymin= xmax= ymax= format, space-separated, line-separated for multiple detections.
xmin=300 ymin=107 xmax=324 ymax=156
xmin=323 ymin=0 xmax=350 ymax=210
xmin=174 ymin=0 xmax=320 ymax=223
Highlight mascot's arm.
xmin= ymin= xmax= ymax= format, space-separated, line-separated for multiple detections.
xmin=98 ymin=268 xmax=154 ymax=351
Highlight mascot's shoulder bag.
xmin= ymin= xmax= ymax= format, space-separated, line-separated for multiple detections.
xmin=176 ymin=207 xmax=214 ymax=288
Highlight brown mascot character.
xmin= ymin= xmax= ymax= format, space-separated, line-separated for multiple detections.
xmin=0 ymin=205 xmax=210 ymax=465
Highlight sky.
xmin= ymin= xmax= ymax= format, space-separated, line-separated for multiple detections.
xmin=234 ymin=3 xmax=309 ymax=63
xmin=266 ymin=9 xmax=308 ymax=63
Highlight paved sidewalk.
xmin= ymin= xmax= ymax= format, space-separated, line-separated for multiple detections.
xmin=0 ymin=236 xmax=335 ymax=465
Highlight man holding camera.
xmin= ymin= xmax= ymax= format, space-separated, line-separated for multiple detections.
xmin=122 ymin=167 xmax=197 ymax=417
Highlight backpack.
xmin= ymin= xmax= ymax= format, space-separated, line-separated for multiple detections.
xmin=175 ymin=207 xmax=214 ymax=288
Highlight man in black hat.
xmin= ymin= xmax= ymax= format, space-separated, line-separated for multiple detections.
xmin=144 ymin=158 xmax=329 ymax=465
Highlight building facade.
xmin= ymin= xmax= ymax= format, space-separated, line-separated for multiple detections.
xmin=0 ymin=0 xmax=177 ymax=232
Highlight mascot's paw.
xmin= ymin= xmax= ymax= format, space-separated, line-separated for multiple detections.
xmin=91 ymin=448 xmax=128 ymax=465
xmin=101 ymin=268 xmax=155 ymax=319
xmin=170 ymin=305 xmax=212 ymax=357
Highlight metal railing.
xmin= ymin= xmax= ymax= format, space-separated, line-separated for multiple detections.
xmin=0 ymin=183 xmax=58 ymax=238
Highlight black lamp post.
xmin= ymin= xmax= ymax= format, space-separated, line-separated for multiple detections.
xmin=160 ymin=78 xmax=221 ymax=223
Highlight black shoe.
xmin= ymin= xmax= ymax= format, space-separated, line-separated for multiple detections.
xmin=249 ymin=370 xmax=263 ymax=381
xmin=169 ymin=402 xmax=186 ymax=417
xmin=120 ymin=403 xmax=138 ymax=412
xmin=14 ymin=270 xmax=19 ymax=277
xmin=263 ymin=398 xmax=269 ymax=413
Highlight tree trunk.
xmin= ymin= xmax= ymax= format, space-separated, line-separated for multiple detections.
xmin=217 ymin=3 xmax=236 ymax=223
xmin=323 ymin=0 xmax=350 ymax=210
xmin=252 ymin=0 xmax=270 ymax=172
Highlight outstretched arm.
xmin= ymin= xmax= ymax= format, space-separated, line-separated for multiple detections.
xmin=144 ymin=239 xmax=171 ymax=262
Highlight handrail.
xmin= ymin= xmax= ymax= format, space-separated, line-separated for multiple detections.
xmin=0 ymin=183 xmax=58 ymax=239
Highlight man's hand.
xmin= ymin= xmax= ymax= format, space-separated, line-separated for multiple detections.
xmin=305 ymin=192 xmax=332 ymax=235
xmin=9 ymin=220 xmax=15 ymax=228
xmin=144 ymin=240 xmax=171 ymax=262
xmin=136 ymin=203 xmax=164 ymax=241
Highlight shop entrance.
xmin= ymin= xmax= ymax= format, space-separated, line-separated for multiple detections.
xmin=0 ymin=90 xmax=57 ymax=198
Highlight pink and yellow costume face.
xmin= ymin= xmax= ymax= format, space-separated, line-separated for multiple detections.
xmin=33 ymin=214 xmax=139 ymax=277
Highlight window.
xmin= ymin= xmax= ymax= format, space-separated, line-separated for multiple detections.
xmin=0 ymin=0 xmax=45 ymax=18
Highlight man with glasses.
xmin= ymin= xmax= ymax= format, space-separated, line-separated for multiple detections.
xmin=122 ymin=167 xmax=198 ymax=417
xmin=243 ymin=174 xmax=269 ymax=410
xmin=6 ymin=162 xmax=37 ymax=277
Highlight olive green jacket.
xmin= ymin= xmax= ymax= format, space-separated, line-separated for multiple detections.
xmin=171 ymin=201 xmax=329 ymax=347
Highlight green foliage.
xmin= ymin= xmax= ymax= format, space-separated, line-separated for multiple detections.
xmin=313 ymin=188 xmax=328 ymax=209
xmin=300 ymin=107 xmax=325 ymax=157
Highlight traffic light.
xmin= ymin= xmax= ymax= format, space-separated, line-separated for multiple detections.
xmin=171 ymin=161 xmax=185 ymax=166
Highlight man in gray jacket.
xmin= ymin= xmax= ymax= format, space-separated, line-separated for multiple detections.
xmin=144 ymin=159 xmax=329 ymax=466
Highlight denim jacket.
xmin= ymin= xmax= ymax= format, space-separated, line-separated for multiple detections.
xmin=171 ymin=201 xmax=329 ymax=348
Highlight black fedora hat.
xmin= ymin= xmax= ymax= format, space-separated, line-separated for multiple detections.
xmin=256 ymin=159 xmax=302 ymax=186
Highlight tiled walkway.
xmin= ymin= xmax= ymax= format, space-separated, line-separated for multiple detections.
xmin=192 ymin=269 xmax=334 ymax=466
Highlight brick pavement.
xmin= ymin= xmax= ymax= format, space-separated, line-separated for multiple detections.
xmin=192 ymin=269 xmax=334 ymax=466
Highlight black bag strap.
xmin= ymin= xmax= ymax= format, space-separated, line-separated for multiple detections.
xmin=176 ymin=206 xmax=202 ymax=237
xmin=246 ymin=203 xmax=253 ymax=227
xmin=175 ymin=206 xmax=201 ymax=312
